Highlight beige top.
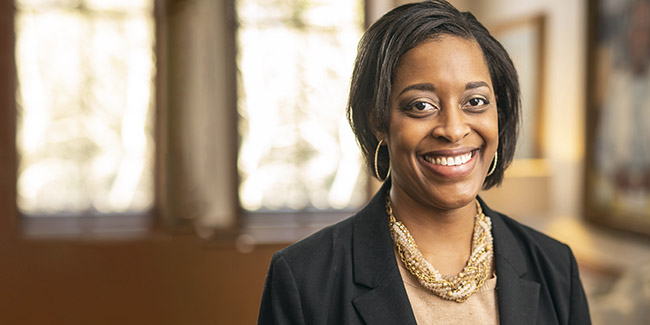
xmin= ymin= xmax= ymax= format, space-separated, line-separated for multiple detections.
xmin=397 ymin=258 xmax=499 ymax=325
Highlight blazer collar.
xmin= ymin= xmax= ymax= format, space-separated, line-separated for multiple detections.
xmin=479 ymin=197 xmax=541 ymax=324
xmin=351 ymin=181 xmax=417 ymax=324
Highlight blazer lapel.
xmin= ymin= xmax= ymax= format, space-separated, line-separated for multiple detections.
xmin=351 ymin=182 xmax=417 ymax=325
xmin=352 ymin=269 xmax=417 ymax=324
xmin=480 ymin=198 xmax=541 ymax=325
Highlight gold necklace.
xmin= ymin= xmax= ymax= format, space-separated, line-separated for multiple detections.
xmin=386 ymin=196 xmax=494 ymax=303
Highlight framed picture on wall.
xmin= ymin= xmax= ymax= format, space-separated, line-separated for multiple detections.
xmin=490 ymin=14 xmax=546 ymax=160
xmin=585 ymin=0 xmax=650 ymax=236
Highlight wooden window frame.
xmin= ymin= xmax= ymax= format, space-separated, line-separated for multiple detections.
xmin=5 ymin=0 xmax=173 ymax=239
xmin=0 ymin=0 xmax=17 ymax=241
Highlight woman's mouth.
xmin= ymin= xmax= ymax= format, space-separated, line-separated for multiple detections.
xmin=422 ymin=151 xmax=473 ymax=166
xmin=419 ymin=149 xmax=478 ymax=178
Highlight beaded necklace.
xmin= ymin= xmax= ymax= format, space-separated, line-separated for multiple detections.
xmin=386 ymin=195 xmax=494 ymax=303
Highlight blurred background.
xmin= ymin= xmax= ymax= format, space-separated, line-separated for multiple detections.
xmin=1 ymin=0 xmax=649 ymax=323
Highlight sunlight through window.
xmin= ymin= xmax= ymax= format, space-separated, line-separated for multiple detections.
xmin=236 ymin=0 xmax=366 ymax=211
xmin=15 ymin=0 xmax=155 ymax=215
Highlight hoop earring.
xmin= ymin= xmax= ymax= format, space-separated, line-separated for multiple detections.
xmin=374 ymin=139 xmax=391 ymax=182
xmin=486 ymin=151 xmax=498 ymax=177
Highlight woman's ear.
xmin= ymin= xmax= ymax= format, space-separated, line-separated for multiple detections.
xmin=368 ymin=110 xmax=387 ymax=142
xmin=371 ymin=128 xmax=386 ymax=143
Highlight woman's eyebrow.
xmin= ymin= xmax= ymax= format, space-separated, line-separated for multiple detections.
xmin=398 ymin=83 xmax=435 ymax=96
xmin=398 ymin=81 xmax=489 ymax=96
xmin=465 ymin=81 xmax=490 ymax=90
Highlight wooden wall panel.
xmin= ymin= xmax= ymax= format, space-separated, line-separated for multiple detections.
xmin=0 ymin=237 xmax=283 ymax=324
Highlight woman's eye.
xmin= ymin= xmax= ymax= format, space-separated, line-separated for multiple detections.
xmin=408 ymin=101 xmax=435 ymax=111
xmin=467 ymin=97 xmax=488 ymax=107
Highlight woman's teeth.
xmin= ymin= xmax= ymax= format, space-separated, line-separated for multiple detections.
xmin=423 ymin=152 xmax=473 ymax=166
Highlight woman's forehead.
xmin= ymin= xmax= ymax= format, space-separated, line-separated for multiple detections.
xmin=393 ymin=36 xmax=492 ymax=91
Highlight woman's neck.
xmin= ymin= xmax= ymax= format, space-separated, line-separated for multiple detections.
xmin=388 ymin=186 xmax=478 ymax=275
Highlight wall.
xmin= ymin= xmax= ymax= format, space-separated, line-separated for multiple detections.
xmin=162 ymin=0 xmax=238 ymax=230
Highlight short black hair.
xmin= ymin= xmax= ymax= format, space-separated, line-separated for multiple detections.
xmin=346 ymin=0 xmax=520 ymax=189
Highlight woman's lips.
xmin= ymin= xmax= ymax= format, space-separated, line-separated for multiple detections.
xmin=422 ymin=151 xmax=473 ymax=166
xmin=419 ymin=149 xmax=479 ymax=178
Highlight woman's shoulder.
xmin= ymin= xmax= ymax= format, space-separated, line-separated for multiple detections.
xmin=487 ymin=206 xmax=578 ymax=278
xmin=275 ymin=188 xmax=390 ymax=270
xmin=486 ymin=206 xmax=591 ymax=323
xmin=495 ymin=210 xmax=571 ymax=255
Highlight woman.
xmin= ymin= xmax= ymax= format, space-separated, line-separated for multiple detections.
xmin=258 ymin=1 xmax=590 ymax=324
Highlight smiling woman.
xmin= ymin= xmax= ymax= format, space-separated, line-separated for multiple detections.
xmin=258 ymin=1 xmax=590 ymax=324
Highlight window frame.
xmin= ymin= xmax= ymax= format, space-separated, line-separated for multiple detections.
xmin=7 ymin=0 xmax=173 ymax=239
xmin=1 ymin=0 xmax=18 ymax=240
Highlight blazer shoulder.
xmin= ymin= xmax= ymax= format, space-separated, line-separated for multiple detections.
xmin=490 ymin=210 xmax=591 ymax=323
xmin=497 ymin=211 xmax=571 ymax=255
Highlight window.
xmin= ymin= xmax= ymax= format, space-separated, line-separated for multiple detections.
xmin=15 ymin=0 xmax=156 ymax=216
xmin=236 ymin=0 xmax=367 ymax=212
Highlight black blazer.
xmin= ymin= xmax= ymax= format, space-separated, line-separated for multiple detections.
xmin=258 ymin=183 xmax=591 ymax=324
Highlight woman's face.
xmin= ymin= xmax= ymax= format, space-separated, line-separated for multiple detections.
xmin=384 ymin=35 xmax=499 ymax=211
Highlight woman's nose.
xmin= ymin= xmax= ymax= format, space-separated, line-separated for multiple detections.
xmin=430 ymin=106 xmax=471 ymax=142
